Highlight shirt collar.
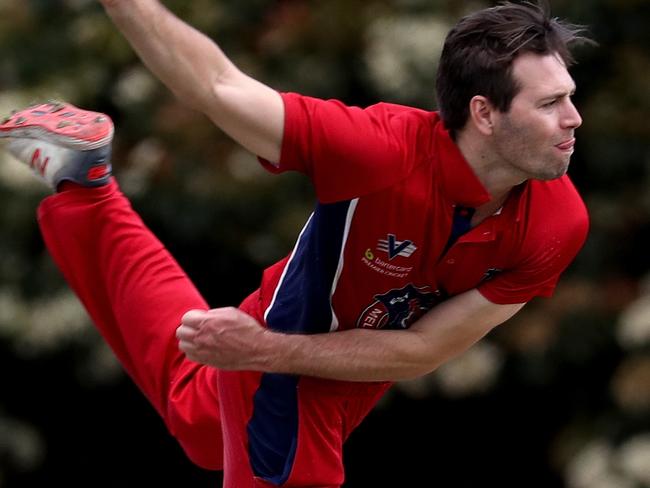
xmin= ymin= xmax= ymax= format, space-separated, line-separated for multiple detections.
xmin=434 ymin=120 xmax=491 ymax=208
xmin=511 ymin=180 xmax=530 ymax=223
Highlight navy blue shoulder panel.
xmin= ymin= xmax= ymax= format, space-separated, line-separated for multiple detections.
xmin=265 ymin=199 xmax=353 ymax=334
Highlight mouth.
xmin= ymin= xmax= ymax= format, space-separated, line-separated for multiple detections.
xmin=555 ymin=138 xmax=576 ymax=152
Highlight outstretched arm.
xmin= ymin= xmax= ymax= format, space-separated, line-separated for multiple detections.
xmin=177 ymin=289 xmax=525 ymax=381
xmin=99 ymin=0 xmax=284 ymax=162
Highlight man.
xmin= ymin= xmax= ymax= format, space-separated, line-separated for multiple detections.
xmin=0 ymin=1 xmax=592 ymax=486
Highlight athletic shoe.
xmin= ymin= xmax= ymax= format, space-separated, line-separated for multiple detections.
xmin=0 ymin=101 xmax=113 ymax=189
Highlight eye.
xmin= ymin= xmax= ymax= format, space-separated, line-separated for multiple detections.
xmin=541 ymin=99 xmax=558 ymax=109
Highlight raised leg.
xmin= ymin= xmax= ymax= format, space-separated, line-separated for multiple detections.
xmin=38 ymin=182 xmax=224 ymax=469
xmin=1 ymin=102 xmax=224 ymax=470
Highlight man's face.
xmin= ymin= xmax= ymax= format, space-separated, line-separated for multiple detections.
xmin=491 ymin=52 xmax=582 ymax=181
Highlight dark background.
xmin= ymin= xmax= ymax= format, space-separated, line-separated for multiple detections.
xmin=0 ymin=0 xmax=649 ymax=487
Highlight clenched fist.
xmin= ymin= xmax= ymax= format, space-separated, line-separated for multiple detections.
xmin=176 ymin=307 xmax=273 ymax=370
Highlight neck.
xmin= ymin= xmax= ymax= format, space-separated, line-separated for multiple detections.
xmin=455 ymin=127 xmax=526 ymax=202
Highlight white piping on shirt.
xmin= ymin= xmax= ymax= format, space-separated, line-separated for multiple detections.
xmin=263 ymin=212 xmax=315 ymax=323
xmin=329 ymin=198 xmax=359 ymax=332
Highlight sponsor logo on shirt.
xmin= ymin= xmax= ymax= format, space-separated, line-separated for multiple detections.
xmin=356 ymin=284 xmax=447 ymax=330
xmin=362 ymin=248 xmax=413 ymax=278
xmin=377 ymin=234 xmax=417 ymax=260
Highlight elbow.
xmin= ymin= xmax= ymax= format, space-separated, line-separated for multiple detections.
xmin=393 ymin=347 xmax=443 ymax=381
xmin=172 ymin=64 xmax=238 ymax=114
xmin=165 ymin=79 xmax=211 ymax=113
xmin=207 ymin=64 xmax=242 ymax=110
xmin=387 ymin=344 xmax=447 ymax=381
xmin=399 ymin=360 xmax=443 ymax=382
xmin=396 ymin=331 xmax=447 ymax=381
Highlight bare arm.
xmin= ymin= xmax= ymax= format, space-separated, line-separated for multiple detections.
xmin=178 ymin=289 xmax=525 ymax=381
xmin=99 ymin=0 xmax=283 ymax=162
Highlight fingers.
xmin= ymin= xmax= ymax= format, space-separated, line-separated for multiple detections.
xmin=177 ymin=310 xmax=208 ymax=360
xmin=177 ymin=309 xmax=205 ymax=355
xmin=177 ymin=309 xmax=212 ymax=360
xmin=175 ymin=324 xmax=195 ymax=342
xmin=176 ymin=324 xmax=195 ymax=354
xmin=181 ymin=309 xmax=208 ymax=329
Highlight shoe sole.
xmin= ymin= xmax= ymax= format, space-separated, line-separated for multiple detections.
xmin=0 ymin=102 xmax=114 ymax=151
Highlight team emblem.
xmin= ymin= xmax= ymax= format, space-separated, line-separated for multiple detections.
xmin=356 ymin=284 xmax=446 ymax=330
xmin=377 ymin=234 xmax=417 ymax=260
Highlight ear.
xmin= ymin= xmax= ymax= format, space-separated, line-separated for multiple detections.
xmin=468 ymin=95 xmax=495 ymax=136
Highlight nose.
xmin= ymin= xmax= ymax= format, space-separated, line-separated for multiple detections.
xmin=562 ymin=99 xmax=582 ymax=130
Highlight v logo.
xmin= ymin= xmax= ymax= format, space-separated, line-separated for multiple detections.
xmin=388 ymin=235 xmax=412 ymax=259
xmin=378 ymin=234 xmax=417 ymax=260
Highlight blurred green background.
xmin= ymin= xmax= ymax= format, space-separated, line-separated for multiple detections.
xmin=0 ymin=0 xmax=648 ymax=487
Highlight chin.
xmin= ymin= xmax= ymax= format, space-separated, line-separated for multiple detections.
xmin=532 ymin=157 xmax=571 ymax=181
xmin=537 ymin=166 xmax=569 ymax=181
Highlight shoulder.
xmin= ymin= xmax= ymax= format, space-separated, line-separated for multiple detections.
xmin=366 ymin=101 xmax=437 ymax=118
xmin=365 ymin=102 xmax=441 ymax=132
xmin=282 ymin=92 xmax=439 ymax=128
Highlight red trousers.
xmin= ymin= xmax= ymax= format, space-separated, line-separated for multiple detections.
xmin=38 ymin=181 xmax=389 ymax=487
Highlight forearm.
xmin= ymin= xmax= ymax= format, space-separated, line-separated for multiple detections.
xmin=261 ymin=328 xmax=434 ymax=382
xmin=258 ymin=291 xmax=524 ymax=382
xmin=101 ymin=0 xmax=283 ymax=161
xmin=178 ymin=291 xmax=524 ymax=382
xmin=179 ymin=307 xmax=447 ymax=381
xmin=101 ymin=0 xmax=232 ymax=111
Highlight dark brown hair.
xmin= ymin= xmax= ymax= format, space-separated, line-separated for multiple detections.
xmin=435 ymin=1 xmax=594 ymax=137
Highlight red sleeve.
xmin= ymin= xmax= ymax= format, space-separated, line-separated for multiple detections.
xmin=478 ymin=178 xmax=590 ymax=304
xmin=259 ymin=92 xmax=437 ymax=203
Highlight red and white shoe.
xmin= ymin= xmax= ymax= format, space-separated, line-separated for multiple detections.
xmin=0 ymin=101 xmax=113 ymax=189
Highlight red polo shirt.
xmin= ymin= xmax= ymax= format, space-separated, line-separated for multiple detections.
xmin=257 ymin=93 xmax=589 ymax=333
